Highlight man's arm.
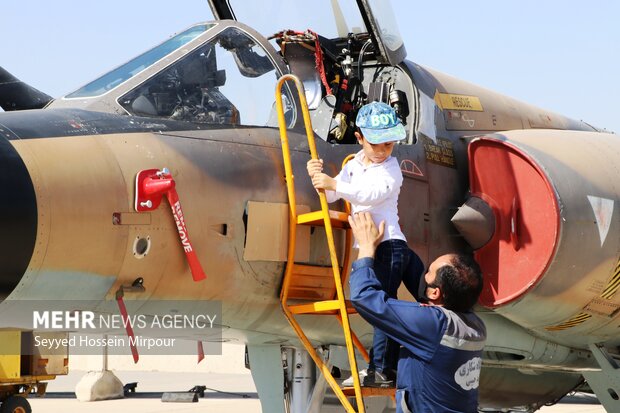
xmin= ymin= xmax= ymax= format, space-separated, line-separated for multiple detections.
xmin=349 ymin=257 xmax=443 ymax=361
xmin=347 ymin=213 xmax=443 ymax=359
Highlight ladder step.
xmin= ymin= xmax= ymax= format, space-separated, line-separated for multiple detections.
xmin=288 ymin=300 xmax=357 ymax=315
xmin=297 ymin=210 xmax=350 ymax=228
xmin=291 ymin=264 xmax=335 ymax=278
xmin=341 ymin=386 xmax=396 ymax=398
xmin=289 ymin=288 xmax=335 ymax=301
xmin=287 ymin=264 xmax=338 ymax=301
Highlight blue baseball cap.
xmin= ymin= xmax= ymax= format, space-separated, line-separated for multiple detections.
xmin=355 ymin=102 xmax=406 ymax=144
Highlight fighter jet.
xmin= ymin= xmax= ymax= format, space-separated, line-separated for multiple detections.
xmin=0 ymin=1 xmax=618 ymax=412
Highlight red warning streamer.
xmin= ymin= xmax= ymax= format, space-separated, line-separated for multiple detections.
xmin=116 ymin=291 xmax=139 ymax=364
xmin=135 ymin=169 xmax=206 ymax=282
xmin=197 ymin=341 xmax=205 ymax=364
xmin=166 ymin=188 xmax=206 ymax=282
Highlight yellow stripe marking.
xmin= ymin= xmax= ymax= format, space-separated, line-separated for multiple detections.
xmin=600 ymin=260 xmax=620 ymax=300
xmin=545 ymin=313 xmax=592 ymax=331
xmin=601 ymin=284 xmax=620 ymax=299
xmin=545 ymin=258 xmax=620 ymax=332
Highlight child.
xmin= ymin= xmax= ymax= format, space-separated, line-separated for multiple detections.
xmin=306 ymin=101 xmax=416 ymax=387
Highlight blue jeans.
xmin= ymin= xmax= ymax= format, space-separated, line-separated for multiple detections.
xmin=368 ymin=239 xmax=424 ymax=374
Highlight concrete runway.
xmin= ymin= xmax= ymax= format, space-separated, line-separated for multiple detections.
xmin=30 ymin=370 xmax=263 ymax=413
xmin=21 ymin=345 xmax=606 ymax=412
xmin=26 ymin=370 xmax=604 ymax=413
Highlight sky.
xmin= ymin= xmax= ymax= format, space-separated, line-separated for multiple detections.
xmin=2 ymin=1 xmax=619 ymax=133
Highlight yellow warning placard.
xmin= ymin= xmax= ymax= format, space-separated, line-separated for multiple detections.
xmin=434 ymin=92 xmax=483 ymax=111
xmin=424 ymin=137 xmax=456 ymax=168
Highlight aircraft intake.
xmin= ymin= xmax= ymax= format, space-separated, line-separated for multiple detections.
xmin=0 ymin=134 xmax=37 ymax=299
xmin=459 ymin=130 xmax=620 ymax=340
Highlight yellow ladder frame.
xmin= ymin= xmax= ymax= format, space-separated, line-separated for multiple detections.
xmin=275 ymin=74 xmax=367 ymax=412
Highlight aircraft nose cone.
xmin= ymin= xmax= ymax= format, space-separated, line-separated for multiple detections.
xmin=0 ymin=133 xmax=37 ymax=299
xmin=451 ymin=196 xmax=495 ymax=250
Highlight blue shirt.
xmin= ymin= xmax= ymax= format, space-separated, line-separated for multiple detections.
xmin=350 ymin=257 xmax=486 ymax=413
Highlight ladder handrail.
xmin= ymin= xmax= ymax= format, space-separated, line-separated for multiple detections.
xmin=275 ymin=74 xmax=366 ymax=413
xmin=275 ymin=74 xmax=332 ymax=225
xmin=275 ymin=75 xmax=301 ymax=306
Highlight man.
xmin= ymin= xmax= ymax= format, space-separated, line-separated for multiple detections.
xmin=348 ymin=212 xmax=486 ymax=413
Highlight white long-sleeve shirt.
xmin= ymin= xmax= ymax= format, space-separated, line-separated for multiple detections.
xmin=326 ymin=150 xmax=406 ymax=243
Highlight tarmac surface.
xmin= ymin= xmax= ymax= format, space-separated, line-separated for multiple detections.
xmin=18 ymin=344 xmax=606 ymax=412
xmin=26 ymin=369 xmax=605 ymax=413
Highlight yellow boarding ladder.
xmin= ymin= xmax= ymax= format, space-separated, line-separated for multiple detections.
xmin=275 ymin=74 xmax=393 ymax=412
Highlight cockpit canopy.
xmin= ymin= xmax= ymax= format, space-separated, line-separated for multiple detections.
xmin=52 ymin=3 xmax=413 ymax=141
xmin=56 ymin=22 xmax=295 ymax=128
xmin=66 ymin=24 xmax=216 ymax=99
xmin=208 ymin=0 xmax=406 ymax=65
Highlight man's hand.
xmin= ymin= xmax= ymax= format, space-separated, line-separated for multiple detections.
xmin=348 ymin=212 xmax=385 ymax=259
